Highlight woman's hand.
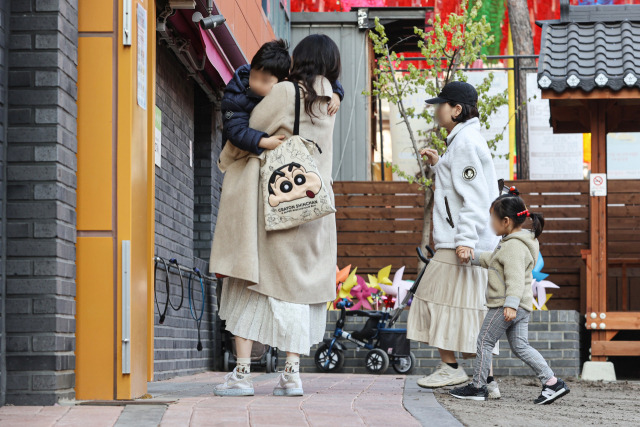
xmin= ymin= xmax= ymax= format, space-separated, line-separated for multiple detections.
xmin=503 ymin=307 xmax=517 ymax=322
xmin=456 ymin=246 xmax=474 ymax=264
xmin=259 ymin=135 xmax=286 ymax=150
xmin=328 ymin=93 xmax=341 ymax=116
xmin=420 ymin=147 xmax=440 ymax=166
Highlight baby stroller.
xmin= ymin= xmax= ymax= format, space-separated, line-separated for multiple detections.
xmin=314 ymin=245 xmax=435 ymax=374
xmin=216 ymin=280 xmax=278 ymax=373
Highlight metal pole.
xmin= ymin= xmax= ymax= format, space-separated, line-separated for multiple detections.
xmin=153 ymin=256 xmax=218 ymax=283
xmin=378 ymin=95 xmax=385 ymax=181
xmin=514 ymin=55 xmax=522 ymax=179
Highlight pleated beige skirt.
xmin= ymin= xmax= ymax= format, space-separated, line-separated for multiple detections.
xmin=407 ymin=249 xmax=499 ymax=355
xmin=218 ymin=276 xmax=327 ymax=355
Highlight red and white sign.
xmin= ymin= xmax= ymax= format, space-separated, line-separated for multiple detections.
xmin=590 ymin=173 xmax=607 ymax=197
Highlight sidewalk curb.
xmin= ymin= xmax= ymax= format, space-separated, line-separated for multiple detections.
xmin=403 ymin=376 xmax=463 ymax=427
xmin=114 ymin=405 xmax=167 ymax=427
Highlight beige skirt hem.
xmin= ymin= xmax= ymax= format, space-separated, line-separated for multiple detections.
xmin=218 ymin=277 xmax=327 ymax=356
xmin=407 ymin=249 xmax=499 ymax=355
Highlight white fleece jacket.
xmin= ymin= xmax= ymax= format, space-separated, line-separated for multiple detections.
xmin=432 ymin=117 xmax=500 ymax=252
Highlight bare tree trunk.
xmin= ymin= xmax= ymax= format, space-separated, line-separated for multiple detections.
xmin=507 ymin=0 xmax=535 ymax=179
xmin=418 ymin=169 xmax=435 ymax=271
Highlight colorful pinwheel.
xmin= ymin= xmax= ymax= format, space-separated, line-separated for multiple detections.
xmin=392 ymin=266 xmax=415 ymax=308
xmin=350 ymin=275 xmax=376 ymax=310
xmin=367 ymin=265 xmax=393 ymax=292
xmin=531 ymin=253 xmax=559 ymax=311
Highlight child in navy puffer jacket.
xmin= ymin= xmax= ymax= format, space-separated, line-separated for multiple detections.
xmin=221 ymin=39 xmax=344 ymax=156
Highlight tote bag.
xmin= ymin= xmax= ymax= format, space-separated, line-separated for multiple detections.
xmin=260 ymin=81 xmax=336 ymax=231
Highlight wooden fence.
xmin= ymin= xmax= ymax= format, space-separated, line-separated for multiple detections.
xmin=607 ymin=180 xmax=640 ymax=311
xmin=334 ymin=182 xmax=425 ymax=279
xmin=334 ymin=180 xmax=597 ymax=311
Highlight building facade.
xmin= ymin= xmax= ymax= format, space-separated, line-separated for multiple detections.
xmin=0 ymin=0 xmax=287 ymax=405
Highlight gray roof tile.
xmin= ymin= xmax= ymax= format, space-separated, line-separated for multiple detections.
xmin=537 ymin=4 xmax=640 ymax=93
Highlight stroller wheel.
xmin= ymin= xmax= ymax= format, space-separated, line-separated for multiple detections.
xmin=392 ymin=352 xmax=416 ymax=374
xmin=365 ymin=349 xmax=389 ymax=374
xmin=314 ymin=343 xmax=344 ymax=372
xmin=265 ymin=351 xmax=273 ymax=373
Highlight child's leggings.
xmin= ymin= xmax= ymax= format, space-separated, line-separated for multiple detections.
xmin=473 ymin=307 xmax=554 ymax=387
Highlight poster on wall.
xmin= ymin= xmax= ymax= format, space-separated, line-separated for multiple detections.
xmin=155 ymin=106 xmax=162 ymax=167
xmin=137 ymin=3 xmax=147 ymax=110
xmin=607 ymin=133 xmax=640 ymax=179
xmin=526 ymin=73 xmax=583 ymax=180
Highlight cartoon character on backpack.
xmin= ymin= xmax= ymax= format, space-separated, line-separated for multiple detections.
xmin=267 ymin=162 xmax=322 ymax=207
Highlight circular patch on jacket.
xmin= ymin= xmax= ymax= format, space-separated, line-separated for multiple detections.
xmin=462 ymin=166 xmax=476 ymax=181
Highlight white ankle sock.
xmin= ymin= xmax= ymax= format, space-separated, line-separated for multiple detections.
xmin=285 ymin=355 xmax=300 ymax=373
xmin=236 ymin=358 xmax=251 ymax=375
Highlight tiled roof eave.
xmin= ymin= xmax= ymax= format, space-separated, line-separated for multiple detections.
xmin=537 ymin=19 xmax=640 ymax=93
xmin=537 ymin=75 xmax=640 ymax=93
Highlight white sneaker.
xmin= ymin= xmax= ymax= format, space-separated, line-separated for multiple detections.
xmin=273 ymin=371 xmax=303 ymax=396
xmin=487 ymin=380 xmax=501 ymax=399
xmin=417 ymin=362 xmax=469 ymax=388
xmin=213 ymin=368 xmax=254 ymax=396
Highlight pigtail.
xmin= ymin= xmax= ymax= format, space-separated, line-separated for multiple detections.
xmin=529 ymin=212 xmax=545 ymax=238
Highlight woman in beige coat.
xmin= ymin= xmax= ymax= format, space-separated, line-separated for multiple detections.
xmin=209 ymin=35 xmax=341 ymax=397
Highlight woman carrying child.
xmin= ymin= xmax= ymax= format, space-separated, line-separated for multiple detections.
xmin=209 ymin=34 xmax=342 ymax=397
xmin=450 ymin=191 xmax=570 ymax=404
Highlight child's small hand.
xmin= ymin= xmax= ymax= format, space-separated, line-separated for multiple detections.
xmin=259 ymin=134 xmax=286 ymax=150
xmin=328 ymin=93 xmax=341 ymax=116
xmin=420 ymin=147 xmax=439 ymax=166
xmin=456 ymin=246 xmax=474 ymax=264
xmin=503 ymin=307 xmax=517 ymax=322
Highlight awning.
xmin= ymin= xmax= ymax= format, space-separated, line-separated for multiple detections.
xmin=166 ymin=7 xmax=246 ymax=87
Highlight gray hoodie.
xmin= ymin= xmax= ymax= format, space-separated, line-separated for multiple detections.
xmin=472 ymin=230 xmax=539 ymax=311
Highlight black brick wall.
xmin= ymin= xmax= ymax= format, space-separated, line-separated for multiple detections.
xmin=299 ymin=310 xmax=582 ymax=378
xmin=4 ymin=0 xmax=78 ymax=405
xmin=0 ymin=0 xmax=9 ymax=407
xmin=153 ymin=43 xmax=223 ymax=380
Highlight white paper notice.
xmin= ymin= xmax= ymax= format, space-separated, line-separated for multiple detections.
xmin=137 ymin=4 xmax=147 ymax=110
xmin=154 ymin=106 xmax=162 ymax=167
xmin=590 ymin=173 xmax=607 ymax=196
xmin=526 ymin=73 xmax=583 ymax=180
xmin=607 ymin=133 xmax=640 ymax=179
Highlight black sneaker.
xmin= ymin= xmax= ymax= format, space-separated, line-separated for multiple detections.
xmin=534 ymin=378 xmax=570 ymax=405
xmin=450 ymin=383 xmax=488 ymax=401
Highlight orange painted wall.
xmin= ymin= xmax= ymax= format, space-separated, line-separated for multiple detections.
xmin=76 ymin=2 xmax=115 ymax=401
xmin=115 ymin=0 xmax=156 ymax=399
xmin=77 ymin=0 xmax=156 ymax=400
xmin=216 ymin=0 xmax=276 ymax=59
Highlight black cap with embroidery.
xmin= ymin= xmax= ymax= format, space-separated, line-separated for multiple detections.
xmin=425 ymin=81 xmax=478 ymax=105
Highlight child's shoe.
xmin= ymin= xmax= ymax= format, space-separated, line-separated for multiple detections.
xmin=487 ymin=380 xmax=501 ymax=399
xmin=273 ymin=372 xmax=304 ymax=396
xmin=534 ymin=378 xmax=570 ymax=405
xmin=213 ymin=368 xmax=254 ymax=396
xmin=449 ymin=383 xmax=488 ymax=401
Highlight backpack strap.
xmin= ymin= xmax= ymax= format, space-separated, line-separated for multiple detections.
xmin=293 ymin=81 xmax=301 ymax=136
